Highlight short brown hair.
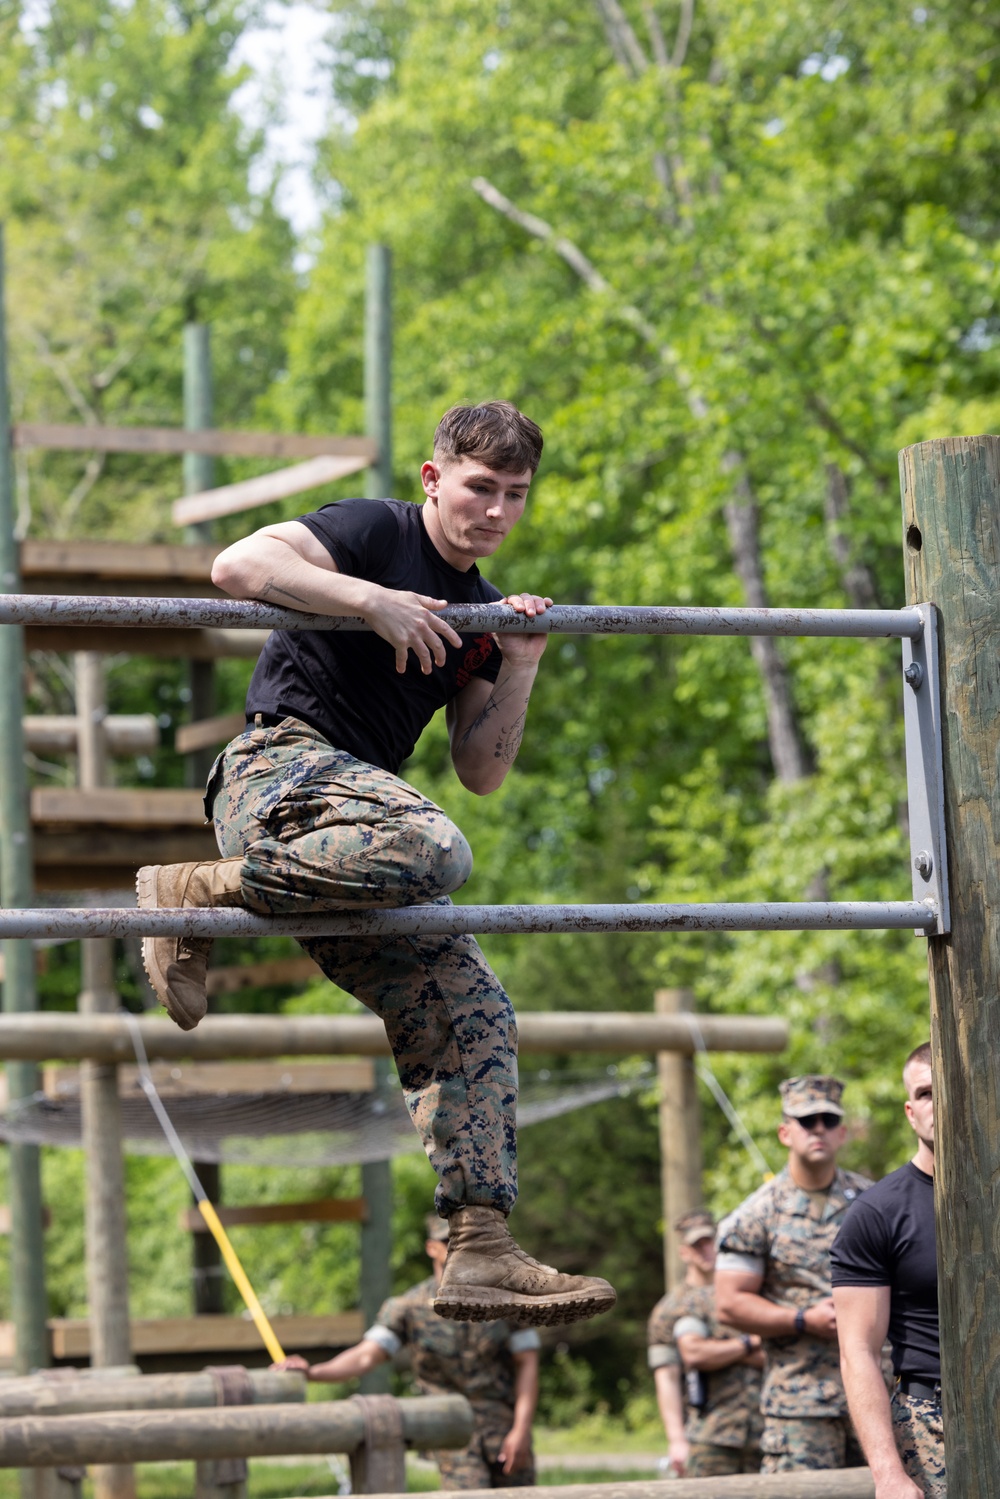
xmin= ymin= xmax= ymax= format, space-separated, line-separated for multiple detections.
xmin=903 ymin=1041 xmax=932 ymax=1081
xmin=433 ymin=401 xmax=543 ymax=475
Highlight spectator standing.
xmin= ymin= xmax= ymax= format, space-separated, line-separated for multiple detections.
xmin=276 ymin=1215 xmax=540 ymax=1488
xmin=832 ymin=1042 xmax=943 ymax=1499
xmin=714 ymin=1076 xmax=872 ymax=1472
xmin=648 ymin=1210 xmax=764 ymax=1477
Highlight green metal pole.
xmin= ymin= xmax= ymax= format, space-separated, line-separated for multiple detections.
xmin=0 ymin=223 xmax=49 ymax=1375
xmin=359 ymin=1059 xmax=392 ymax=1394
xmin=364 ymin=246 xmax=392 ymax=499
xmin=183 ymin=322 xmax=216 ymax=536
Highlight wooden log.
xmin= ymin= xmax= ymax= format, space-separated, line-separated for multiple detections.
xmin=173 ymin=456 xmax=367 ymax=528
xmin=175 ymin=712 xmax=247 ymax=755
xmin=0 ymin=1395 xmax=471 ymax=1466
xmin=23 ymin=715 xmax=159 ymax=755
xmin=13 ymin=1312 xmax=365 ymax=1361
xmin=11 ymin=424 xmax=377 ymax=463
xmin=44 ymin=1060 xmax=375 ymax=1099
xmin=900 ymin=433 xmax=1000 ymax=1497
xmin=0 ymin=1370 xmax=305 ymax=1418
xmin=31 ymin=788 xmax=208 ymax=827
xmin=0 ymin=1012 xmax=789 ymax=1062
xmin=656 ymin=988 xmax=703 ymax=1291
xmin=205 ymin=955 xmax=323 ymax=996
xmin=180 ymin=1199 xmax=367 ymax=1232
xmin=25 ymin=626 xmax=269 ymax=659
xmin=20 ymin=540 xmax=220 ymax=584
xmin=423 ymin=1475 xmax=874 ymax=1499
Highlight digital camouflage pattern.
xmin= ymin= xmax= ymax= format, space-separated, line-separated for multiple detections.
xmin=209 ymin=718 xmax=518 ymax=1216
xmin=376 ymin=1278 xmax=537 ymax=1489
xmin=685 ymin=1442 xmax=763 ymax=1477
xmin=891 ymin=1389 xmax=946 ymax=1498
xmin=716 ymin=1165 xmax=873 ymax=1418
xmin=759 ymin=1414 xmax=864 ymax=1472
xmin=647 ymin=1283 xmax=763 ymax=1458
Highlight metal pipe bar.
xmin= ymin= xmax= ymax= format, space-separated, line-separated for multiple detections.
xmin=0 ymin=901 xmax=937 ymax=940
xmin=0 ymin=594 xmax=925 ymax=639
xmin=0 ymin=1011 xmax=789 ymax=1062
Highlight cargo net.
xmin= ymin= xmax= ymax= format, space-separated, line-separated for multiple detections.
xmin=0 ymin=1067 xmax=649 ymax=1167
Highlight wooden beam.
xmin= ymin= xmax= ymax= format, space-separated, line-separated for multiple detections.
xmin=0 ymin=1012 xmax=789 ymax=1062
xmin=656 ymin=988 xmax=703 ymax=1291
xmin=43 ymin=1060 xmax=375 ymax=1098
xmin=33 ymin=830 xmax=220 ymax=890
xmin=206 ymin=954 xmax=323 ymax=995
xmin=11 ymin=1312 xmax=364 ymax=1362
xmin=12 ymin=424 xmax=377 ymax=463
xmin=21 ymin=541 xmax=220 ymax=583
xmin=179 ymin=1199 xmax=368 ymax=1232
xmin=0 ymin=1369 xmax=304 ymax=1417
xmin=172 ymin=455 xmax=367 ymax=528
xmin=900 ymin=434 xmax=1000 ymax=1498
xmin=175 ymin=711 xmax=247 ymax=755
xmin=32 ymin=789 xmax=209 ymax=827
xmin=23 ymin=716 xmax=159 ymax=755
xmin=0 ymin=1205 xmax=51 ymax=1234
xmin=25 ymin=626 xmax=268 ymax=659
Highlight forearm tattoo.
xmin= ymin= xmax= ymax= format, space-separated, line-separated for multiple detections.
xmin=460 ymin=695 xmax=527 ymax=763
xmin=261 ymin=576 xmax=311 ymax=606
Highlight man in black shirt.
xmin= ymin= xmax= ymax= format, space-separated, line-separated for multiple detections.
xmin=137 ymin=401 xmax=615 ymax=1328
xmin=831 ymin=1043 xmax=944 ymax=1498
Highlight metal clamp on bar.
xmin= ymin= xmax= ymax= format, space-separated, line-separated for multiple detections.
xmin=0 ymin=594 xmax=927 ymax=639
xmin=902 ymin=603 xmax=950 ymax=935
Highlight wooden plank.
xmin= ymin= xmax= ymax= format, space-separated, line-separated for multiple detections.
xmin=32 ymin=789 xmax=208 ymax=827
xmin=179 ymin=1199 xmax=368 ymax=1232
xmin=43 ymin=1060 xmax=375 ymax=1098
xmin=205 ymin=956 xmax=323 ymax=995
xmin=175 ymin=711 xmax=247 ymax=755
xmin=656 ymin=988 xmax=703 ymax=1292
xmin=21 ymin=541 xmax=220 ymax=582
xmin=45 ymin=1312 xmax=364 ymax=1359
xmin=12 ymin=424 xmax=377 ymax=462
xmin=25 ymin=626 xmax=269 ymax=659
xmin=172 ymin=455 xmax=367 ymax=528
xmin=900 ymin=433 xmax=1000 ymax=1498
xmin=33 ymin=830 xmax=220 ymax=889
xmin=23 ymin=715 xmax=159 ymax=755
xmin=0 ymin=1205 xmax=52 ymax=1234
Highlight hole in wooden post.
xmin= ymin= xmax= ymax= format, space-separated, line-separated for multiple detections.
xmin=906 ymin=525 xmax=923 ymax=552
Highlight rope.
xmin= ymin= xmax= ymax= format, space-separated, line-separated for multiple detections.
xmin=682 ymin=1012 xmax=774 ymax=1182
xmin=123 ymin=1010 xmax=287 ymax=1363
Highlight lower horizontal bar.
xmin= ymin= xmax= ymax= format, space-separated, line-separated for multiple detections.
xmin=0 ymin=595 xmax=925 ymax=639
xmin=0 ymin=901 xmax=937 ymax=940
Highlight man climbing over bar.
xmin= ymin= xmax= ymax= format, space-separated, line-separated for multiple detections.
xmin=137 ymin=400 xmax=616 ymax=1328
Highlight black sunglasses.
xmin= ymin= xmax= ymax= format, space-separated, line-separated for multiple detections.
xmin=795 ymin=1112 xmax=842 ymax=1131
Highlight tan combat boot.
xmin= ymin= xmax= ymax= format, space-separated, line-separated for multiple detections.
xmin=432 ymin=1206 xmax=616 ymax=1327
xmin=137 ymin=859 xmax=246 ymax=1031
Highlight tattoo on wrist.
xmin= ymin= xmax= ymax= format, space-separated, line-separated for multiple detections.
xmin=261 ymin=577 xmax=310 ymax=606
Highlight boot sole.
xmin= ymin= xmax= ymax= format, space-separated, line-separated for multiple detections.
xmin=136 ymin=865 xmax=199 ymax=1031
xmin=432 ymin=1286 xmax=616 ymax=1328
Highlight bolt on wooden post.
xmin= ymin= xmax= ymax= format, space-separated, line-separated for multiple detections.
xmin=899 ymin=434 xmax=1000 ymax=1498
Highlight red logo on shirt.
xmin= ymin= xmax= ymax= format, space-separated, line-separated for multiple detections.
xmin=456 ymin=634 xmax=497 ymax=689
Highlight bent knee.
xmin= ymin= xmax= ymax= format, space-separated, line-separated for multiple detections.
xmin=410 ymin=817 xmax=472 ymax=898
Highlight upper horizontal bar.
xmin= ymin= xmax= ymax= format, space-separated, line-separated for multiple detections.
xmin=0 ymin=595 xmax=926 ymax=639
xmin=0 ymin=902 xmax=937 ymax=940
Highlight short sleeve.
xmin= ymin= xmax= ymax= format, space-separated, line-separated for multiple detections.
xmin=296 ymin=498 xmax=401 ymax=580
xmin=717 ymin=1204 xmax=769 ymax=1261
xmin=830 ymin=1196 xmax=892 ymax=1287
xmin=648 ymin=1342 xmax=680 ymax=1370
xmin=371 ymin=1292 xmax=409 ymax=1346
xmin=508 ymin=1328 xmax=541 ymax=1354
xmin=673 ymin=1315 xmax=711 ymax=1340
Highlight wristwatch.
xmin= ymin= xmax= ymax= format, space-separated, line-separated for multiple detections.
xmin=794 ymin=1307 xmax=807 ymax=1334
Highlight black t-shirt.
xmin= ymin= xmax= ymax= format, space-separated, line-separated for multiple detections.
xmin=830 ymin=1161 xmax=938 ymax=1380
xmin=246 ymin=498 xmax=504 ymax=774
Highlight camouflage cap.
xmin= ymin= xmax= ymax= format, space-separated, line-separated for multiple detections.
xmin=673 ymin=1209 xmax=716 ymax=1246
xmin=425 ymin=1213 xmax=450 ymax=1242
xmin=779 ymin=1075 xmax=845 ymax=1119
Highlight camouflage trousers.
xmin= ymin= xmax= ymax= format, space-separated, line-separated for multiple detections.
xmin=209 ymin=717 xmax=518 ymax=1216
xmin=760 ymin=1415 xmax=864 ymax=1472
xmin=686 ymin=1441 xmax=762 ymax=1476
xmin=891 ymin=1389 xmax=946 ymax=1498
xmin=436 ymin=1426 xmax=536 ymax=1490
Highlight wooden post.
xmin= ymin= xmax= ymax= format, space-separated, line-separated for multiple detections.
xmin=655 ymin=988 xmax=703 ymax=1291
xmin=0 ymin=222 xmax=50 ymax=1381
xmin=359 ymin=1060 xmax=392 ymax=1395
xmin=364 ymin=246 xmax=392 ymax=499
xmin=900 ymin=434 xmax=1000 ymax=1498
xmin=74 ymin=653 xmax=134 ymax=1499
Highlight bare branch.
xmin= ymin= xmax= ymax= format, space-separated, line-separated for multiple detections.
xmin=643 ymin=1 xmax=671 ymax=68
xmin=671 ymin=0 xmax=695 ymax=69
xmin=823 ymin=463 xmax=881 ymax=610
xmin=30 ymin=328 xmax=100 ymax=425
xmin=471 ymin=176 xmax=708 ymax=417
xmin=594 ymin=0 xmax=649 ymax=76
xmin=61 ymin=453 xmax=106 ymax=530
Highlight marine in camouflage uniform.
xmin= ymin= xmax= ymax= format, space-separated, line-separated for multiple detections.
xmin=715 ymin=1076 xmax=873 ymax=1473
xmin=648 ymin=1211 xmax=763 ymax=1477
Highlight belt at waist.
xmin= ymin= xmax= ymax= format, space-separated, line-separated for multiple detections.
xmin=248 ymin=712 xmax=290 ymax=729
xmin=897 ymin=1377 xmax=941 ymax=1401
